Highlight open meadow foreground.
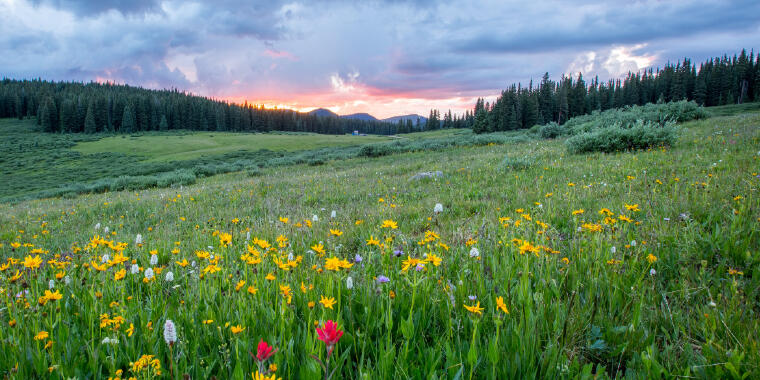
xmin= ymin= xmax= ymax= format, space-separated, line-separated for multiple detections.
xmin=1 ymin=109 xmax=759 ymax=379
xmin=2 ymin=0 xmax=760 ymax=379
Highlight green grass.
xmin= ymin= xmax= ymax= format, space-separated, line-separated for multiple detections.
xmin=0 ymin=112 xmax=758 ymax=379
xmin=706 ymin=102 xmax=760 ymax=117
xmin=73 ymin=131 xmax=389 ymax=162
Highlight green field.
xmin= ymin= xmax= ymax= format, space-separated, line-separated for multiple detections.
xmin=73 ymin=131 xmax=389 ymax=162
xmin=0 ymin=110 xmax=758 ymax=378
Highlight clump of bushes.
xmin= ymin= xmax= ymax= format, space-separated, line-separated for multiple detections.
xmin=539 ymin=122 xmax=564 ymax=139
xmin=500 ymin=155 xmax=533 ymax=171
xmin=565 ymin=120 xmax=678 ymax=154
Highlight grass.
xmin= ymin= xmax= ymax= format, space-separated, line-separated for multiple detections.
xmin=0 ymin=111 xmax=758 ymax=378
xmin=72 ymin=131 xmax=389 ymax=162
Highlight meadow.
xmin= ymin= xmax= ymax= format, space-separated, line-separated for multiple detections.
xmin=0 ymin=109 xmax=759 ymax=379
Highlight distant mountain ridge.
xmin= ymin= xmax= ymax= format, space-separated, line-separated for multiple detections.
xmin=308 ymin=108 xmax=427 ymax=124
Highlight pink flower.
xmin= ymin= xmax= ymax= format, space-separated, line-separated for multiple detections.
xmin=316 ymin=320 xmax=343 ymax=353
xmin=256 ymin=339 xmax=277 ymax=362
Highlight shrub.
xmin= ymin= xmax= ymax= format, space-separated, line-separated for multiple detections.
xmin=500 ymin=155 xmax=533 ymax=171
xmin=539 ymin=122 xmax=563 ymax=139
xmin=565 ymin=120 xmax=678 ymax=154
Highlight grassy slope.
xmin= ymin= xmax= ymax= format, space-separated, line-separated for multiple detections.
xmin=0 ymin=119 xmax=393 ymax=200
xmin=72 ymin=131 xmax=389 ymax=162
xmin=0 ymin=112 xmax=758 ymax=378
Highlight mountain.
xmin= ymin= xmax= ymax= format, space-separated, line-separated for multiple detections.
xmin=308 ymin=108 xmax=339 ymax=117
xmin=340 ymin=113 xmax=378 ymax=121
xmin=308 ymin=109 xmax=427 ymax=125
xmin=381 ymin=114 xmax=427 ymax=124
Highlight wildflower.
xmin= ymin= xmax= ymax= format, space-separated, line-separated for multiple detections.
xmin=496 ymin=297 xmax=509 ymax=314
xmin=101 ymin=337 xmax=119 ymax=345
xmin=165 ymin=271 xmax=174 ymax=282
xmin=354 ymin=254 xmax=363 ymax=264
xmin=434 ymin=203 xmax=443 ymax=214
xmin=144 ymin=268 xmax=154 ymax=281
xmin=401 ymin=256 xmax=424 ymax=272
xmin=255 ymin=339 xmax=278 ymax=363
xmin=236 ymin=280 xmax=246 ymax=291
xmin=561 ymin=257 xmax=570 ymax=265
xmin=366 ymin=236 xmax=380 ymax=246
xmin=426 ymin=254 xmax=442 ymax=266
xmin=646 ymin=254 xmax=657 ymax=264
xmin=150 ymin=254 xmax=158 ymax=266
xmin=219 ymin=232 xmax=232 ymax=247
xmin=126 ymin=323 xmax=135 ymax=337
xmin=376 ymin=275 xmax=390 ymax=284
xmin=35 ymin=331 xmax=49 ymax=341
xmin=130 ymin=264 xmax=140 ymax=274
xmin=311 ymin=243 xmax=326 ymax=255
xmin=312 ymin=214 xmax=319 ymax=222
xmin=230 ymin=325 xmax=246 ymax=334
xmin=23 ymin=255 xmax=43 ymax=270
xmin=649 ymin=268 xmax=657 ymax=276
xmin=265 ymin=273 xmax=276 ymax=281
xmin=252 ymin=370 xmax=281 ymax=380
xmin=316 ymin=320 xmax=343 ymax=354
xmin=279 ymin=217 xmax=289 ymax=224
xmin=135 ymin=234 xmax=143 ymax=245
xmin=163 ymin=320 xmax=177 ymax=346
xmin=346 ymin=276 xmax=354 ymax=289
xmin=572 ymin=209 xmax=584 ymax=215
xmin=624 ymin=204 xmax=641 ymax=212
xmin=464 ymin=302 xmax=484 ymax=315
xmin=320 ymin=295 xmax=337 ymax=309
xmin=331 ymin=210 xmax=337 ymax=218
xmin=329 ymin=229 xmax=343 ymax=237
xmin=381 ymin=220 xmax=398 ymax=229
xmin=469 ymin=247 xmax=480 ymax=258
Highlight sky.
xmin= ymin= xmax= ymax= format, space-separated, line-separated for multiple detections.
xmin=1 ymin=0 xmax=758 ymax=119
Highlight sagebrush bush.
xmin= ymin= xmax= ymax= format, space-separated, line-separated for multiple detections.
xmin=500 ymin=155 xmax=533 ymax=171
xmin=565 ymin=120 xmax=678 ymax=154
xmin=539 ymin=122 xmax=564 ymax=139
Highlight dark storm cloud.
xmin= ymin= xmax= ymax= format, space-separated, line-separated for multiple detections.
xmin=28 ymin=0 xmax=163 ymax=16
xmin=452 ymin=0 xmax=760 ymax=54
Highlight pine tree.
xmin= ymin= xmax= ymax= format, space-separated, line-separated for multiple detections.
xmin=122 ymin=103 xmax=136 ymax=133
xmin=84 ymin=102 xmax=97 ymax=134
xmin=159 ymin=114 xmax=169 ymax=131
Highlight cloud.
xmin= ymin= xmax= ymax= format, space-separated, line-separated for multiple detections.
xmin=1 ymin=0 xmax=758 ymax=118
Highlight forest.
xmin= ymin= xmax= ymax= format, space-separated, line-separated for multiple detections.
xmin=0 ymin=49 xmax=758 ymax=135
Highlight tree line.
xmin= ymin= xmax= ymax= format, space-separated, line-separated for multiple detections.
xmin=0 ymin=80 xmax=411 ymax=135
xmin=425 ymin=49 xmax=760 ymax=133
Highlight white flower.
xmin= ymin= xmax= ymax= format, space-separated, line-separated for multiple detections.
xmin=469 ymin=247 xmax=480 ymax=258
xmin=312 ymin=214 xmax=319 ymax=222
xmin=346 ymin=276 xmax=353 ymax=290
xmin=144 ymin=268 xmax=154 ymax=280
xmin=64 ymin=275 xmax=71 ymax=285
xmin=709 ymin=301 xmax=717 ymax=307
xmin=245 ymin=231 xmax=251 ymax=241
xmin=610 ymin=246 xmax=616 ymax=254
xmin=165 ymin=271 xmax=174 ymax=282
xmin=104 ymin=226 xmax=110 ymax=235
xmin=135 ymin=234 xmax=143 ymax=245
xmin=101 ymin=254 xmax=110 ymax=264
xmin=94 ymin=223 xmax=101 ymax=230
xmin=630 ymin=240 xmax=637 ymax=247
xmin=163 ymin=319 xmax=177 ymax=345
xmin=191 ymin=260 xmax=196 ymax=268
xmin=433 ymin=203 xmax=443 ymax=214
xmin=48 ymin=280 xmax=55 ymax=289
xmin=150 ymin=254 xmax=158 ymax=266
xmin=101 ymin=337 xmax=119 ymax=345
xmin=130 ymin=264 xmax=139 ymax=274
xmin=330 ymin=210 xmax=337 ymax=218
xmin=287 ymin=252 xmax=294 ymax=261
xmin=649 ymin=268 xmax=656 ymax=276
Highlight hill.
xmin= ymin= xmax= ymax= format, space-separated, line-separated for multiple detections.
xmin=382 ymin=114 xmax=427 ymax=124
xmin=340 ymin=112 xmax=378 ymax=121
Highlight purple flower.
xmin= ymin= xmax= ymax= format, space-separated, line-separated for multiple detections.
xmin=393 ymin=249 xmax=403 ymax=257
xmin=376 ymin=275 xmax=390 ymax=284
xmin=415 ymin=264 xmax=424 ymax=271
xmin=354 ymin=254 xmax=363 ymax=264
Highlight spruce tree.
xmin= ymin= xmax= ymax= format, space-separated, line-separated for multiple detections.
xmin=84 ymin=102 xmax=97 ymax=134
xmin=122 ymin=104 xmax=136 ymax=133
xmin=159 ymin=114 xmax=169 ymax=131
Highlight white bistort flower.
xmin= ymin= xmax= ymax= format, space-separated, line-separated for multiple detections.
xmin=144 ymin=268 xmax=154 ymax=280
xmin=312 ymin=214 xmax=319 ymax=222
xmin=94 ymin=223 xmax=101 ymax=231
xmin=163 ymin=319 xmax=177 ymax=345
xmin=135 ymin=234 xmax=143 ymax=245
xmin=165 ymin=271 xmax=174 ymax=282
xmin=150 ymin=254 xmax=158 ymax=266
xmin=330 ymin=210 xmax=337 ymax=218
xmin=130 ymin=264 xmax=140 ymax=274
xmin=469 ymin=247 xmax=480 ymax=258
xmin=346 ymin=276 xmax=354 ymax=290
xmin=48 ymin=280 xmax=55 ymax=289
xmin=434 ymin=203 xmax=443 ymax=214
